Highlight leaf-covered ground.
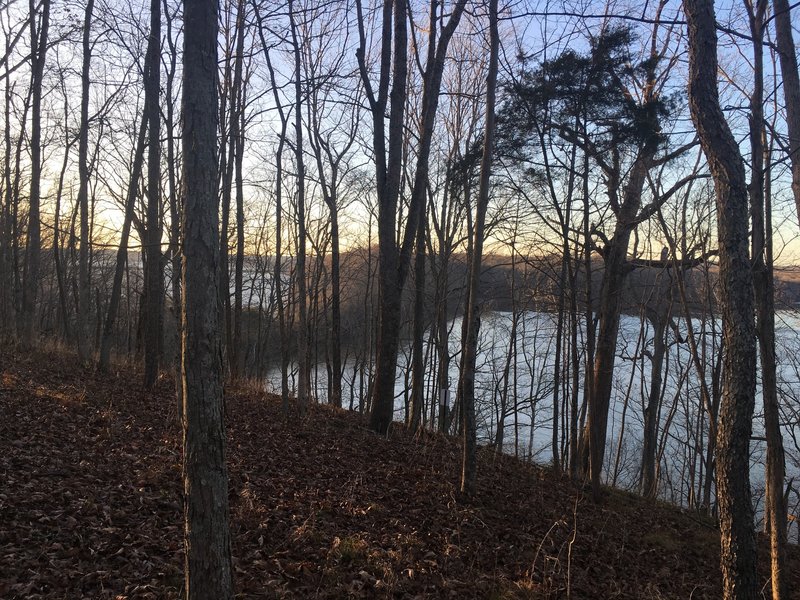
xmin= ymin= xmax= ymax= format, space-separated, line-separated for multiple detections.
xmin=1 ymin=347 xmax=797 ymax=598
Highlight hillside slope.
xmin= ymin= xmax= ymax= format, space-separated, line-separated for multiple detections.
xmin=1 ymin=347 xmax=796 ymax=599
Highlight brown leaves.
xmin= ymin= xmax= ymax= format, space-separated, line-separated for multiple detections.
xmin=1 ymin=347 xmax=798 ymax=598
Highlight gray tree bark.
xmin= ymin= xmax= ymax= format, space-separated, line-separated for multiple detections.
xmin=748 ymin=1 xmax=788 ymax=596
xmin=684 ymin=0 xmax=758 ymax=596
xmin=181 ymin=0 xmax=234 ymax=593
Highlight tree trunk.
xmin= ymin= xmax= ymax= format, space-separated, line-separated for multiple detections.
xmin=359 ymin=0 xmax=467 ymax=434
xmin=254 ymin=6 xmax=290 ymax=410
xmin=144 ymin=0 xmax=163 ymax=387
xmin=641 ymin=309 xmax=668 ymax=498
xmin=98 ymin=113 xmax=148 ymax=372
xmin=289 ymin=0 xmax=310 ymax=408
xmin=460 ymin=0 xmax=498 ymax=496
xmin=164 ymin=0 xmax=182 ymax=408
xmin=684 ymin=0 xmax=758 ymax=595
xmin=181 ymin=0 xmax=234 ymax=594
xmin=748 ymin=2 xmax=788 ymax=595
xmin=773 ymin=0 xmax=800 ymax=229
xmin=409 ymin=212 xmax=426 ymax=431
xmin=76 ymin=0 xmax=95 ymax=362
xmin=231 ymin=0 xmax=246 ymax=379
xmin=20 ymin=0 xmax=49 ymax=344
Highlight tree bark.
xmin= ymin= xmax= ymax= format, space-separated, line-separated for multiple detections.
xmin=76 ymin=0 xmax=95 ymax=362
xmin=409 ymin=211 xmax=426 ymax=431
xmin=99 ymin=113 xmax=148 ymax=372
xmin=748 ymin=2 xmax=788 ymax=595
xmin=460 ymin=0 xmax=498 ymax=496
xmin=773 ymin=0 xmax=800 ymax=229
xmin=181 ymin=0 xmax=234 ymax=593
xmin=289 ymin=0 xmax=310 ymax=408
xmin=641 ymin=301 xmax=669 ymax=498
xmin=19 ymin=0 xmax=49 ymax=344
xmin=358 ymin=0 xmax=468 ymax=434
xmin=144 ymin=0 xmax=163 ymax=387
xmin=684 ymin=0 xmax=758 ymax=596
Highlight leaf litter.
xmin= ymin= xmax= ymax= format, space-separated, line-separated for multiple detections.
xmin=1 ymin=347 xmax=797 ymax=598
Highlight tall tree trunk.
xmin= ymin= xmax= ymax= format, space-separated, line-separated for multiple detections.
xmin=358 ymin=0 xmax=467 ymax=434
xmin=328 ymin=205 xmax=342 ymax=407
xmin=773 ymin=0 xmax=800 ymax=228
xmin=231 ymin=0 xmax=246 ymax=379
xmin=164 ymin=0 xmax=182 ymax=407
xmin=181 ymin=0 xmax=233 ymax=594
xmin=233 ymin=105 xmax=245 ymax=378
xmin=20 ymin=0 xmax=49 ymax=344
xmin=641 ymin=304 xmax=669 ymax=498
xmin=1 ymin=13 xmax=15 ymax=335
xmin=585 ymin=151 xmax=657 ymax=500
xmin=684 ymin=0 xmax=758 ymax=596
xmin=748 ymin=2 xmax=788 ymax=596
xmin=144 ymin=0 xmax=163 ymax=387
xmin=289 ymin=0 xmax=310 ymax=407
xmin=460 ymin=0 xmax=498 ymax=496
xmin=76 ymin=0 xmax=95 ymax=362
xmin=409 ymin=211 xmax=426 ymax=431
xmin=98 ymin=114 xmax=148 ymax=372
xmin=254 ymin=6 xmax=290 ymax=410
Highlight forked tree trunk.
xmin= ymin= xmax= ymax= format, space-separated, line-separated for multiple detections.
xmin=358 ymin=0 xmax=468 ymax=434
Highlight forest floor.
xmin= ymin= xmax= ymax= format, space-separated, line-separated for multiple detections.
xmin=1 ymin=347 xmax=798 ymax=599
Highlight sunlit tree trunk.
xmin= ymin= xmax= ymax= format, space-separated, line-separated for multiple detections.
xmin=684 ymin=0 xmax=758 ymax=595
xmin=748 ymin=1 xmax=788 ymax=596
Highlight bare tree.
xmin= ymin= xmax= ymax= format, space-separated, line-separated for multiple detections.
xmin=20 ymin=0 xmax=50 ymax=344
xmin=747 ymin=0 xmax=788 ymax=595
xmin=76 ymin=0 xmax=95 ymax=362
xmin=684 ymin=0 xmax=758 ymax=595
xmin=773 ymin=0 xmax=800 ymax=228
xmin=461 ymin=0 xmax=499 ymax=496
xmin=356 ymin=0 xmax=468 ymax=433
xmin=144 ymin=0 xmax=163 ymax=387
xmin=181 ymin=0 xmax=234 ymax=593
